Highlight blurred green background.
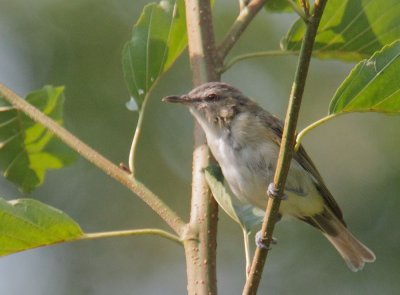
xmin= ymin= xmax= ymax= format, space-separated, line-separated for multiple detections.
xmin=1 ymin=0 xmax=400 ymax=294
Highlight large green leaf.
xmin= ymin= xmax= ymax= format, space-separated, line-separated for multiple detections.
xmin=282 ymin=0 xmax=400 ymax=61
xmin=0 ymin=86 xmax=75 ymax=192
xmin=296 ymin=41 xmax=400 ymax=150
xmin=329 ymin=40 xmax=400 ymax=114
xmin=0 ymin=198 xmax=83 ymax=256
xmin=122 ymin=0 xmax=187 ymax=110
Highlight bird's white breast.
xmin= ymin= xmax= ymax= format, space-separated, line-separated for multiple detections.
xmin=214 ymin=139 xmax=274 ymax=207
xmin=191 ymin=109 xmax=324 ymax=217
xmin=199 ymin=118 xmax=277 ymax=208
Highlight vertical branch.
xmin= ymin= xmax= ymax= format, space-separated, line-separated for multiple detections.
xmin=183 ymin=0 xmax=220 ymax=294
xmin=242 ymin=1 xmax=328 ymax=294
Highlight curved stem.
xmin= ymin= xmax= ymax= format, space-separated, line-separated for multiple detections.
xmin=81 ymin=228 xmax=182 ymax=245
xmin=0 ymin=83 xmax=186 ymax=236
xmin=129 ymin=96 xmax=150 ymax=177
xmin=221 ymin=50 xmax=297 ymax=72
xmin=295 ymin=113 xmax=339 ymax=152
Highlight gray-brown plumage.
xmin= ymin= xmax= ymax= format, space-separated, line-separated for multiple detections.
xmin=163 ymin=82 xmax=375 ymax=271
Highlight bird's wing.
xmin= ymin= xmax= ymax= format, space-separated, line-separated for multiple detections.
xmin=295 ymin=145 xmax=345 ymax=223
xmin=263 ymin=112 xmax=345 ymax=223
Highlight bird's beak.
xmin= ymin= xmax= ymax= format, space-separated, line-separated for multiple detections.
xmin=162 ymin=95 xmax=188 ymax=104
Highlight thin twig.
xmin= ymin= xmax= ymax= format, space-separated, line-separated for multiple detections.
xmin=217 ymin=0 xmax=267 ymax=62
xmin=221 ymin=50 xmax=297 ymax=73
xmin=0 ymin=83 xmax=186 ymax=236
xmin=287 ymin=0 xmax=309 ymax=22
xmin=81 ymin=228 xmax=182 ymax=245
xmin=242 ymin=1 xmax=328 ymax=294
xmin=301 ymin=0 xmax=311 ymax=18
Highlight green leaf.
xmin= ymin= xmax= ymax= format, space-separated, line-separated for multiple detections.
xmin=295 ymin=40 xmax=400 ymax=150
xmin=204 ymin=166 xmax=264 ymax=233
xmin=282 ymin=0 xmax=400 ymax=61
xmin=0 ymin=86 xmax=75 ymax=192
xmin=0 ymin=198 xmax=83 ymax=256
xmin=265 ymin=0 xmax=293 ymax=13
xmin=122 ymin=0 xmax=187 ymax=109
xmin=329 ymin=40 xmax=400 ymax=114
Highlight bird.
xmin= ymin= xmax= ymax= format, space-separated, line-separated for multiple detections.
xmin=162 ymin=81 xmax=375 ymax=271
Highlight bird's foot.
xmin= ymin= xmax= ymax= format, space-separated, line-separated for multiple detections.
xmin=255 ymin=230 xmax=277 ymax=250
xmin=267 ymin=183 xmax=288 ymax=200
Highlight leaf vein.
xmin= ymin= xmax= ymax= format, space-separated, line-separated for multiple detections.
xmin=0 ymin=117 xmax=17 ymax=129
xmin=0 ymin=132 xmax=22 ymax=149
xmin=0 ymin=208 xmax=63 ymax=240
xmin=371 ymin=88 xmax=400 ymax=109
xmin=145 ymin=6 xmax=155 ymax=92
xmin=319 ymin=0 xmax=374 ymax=52
xmin=157 ymin=2 xmax=175 ymax=81
xmin=127 ymin=44 xmax=140 ymax=96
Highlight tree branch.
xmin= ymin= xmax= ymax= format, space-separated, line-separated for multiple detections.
xmin=183 ymin=0 xmax=220 ymax=294
xmin=242 ymin=1 xmax=328 ymax=294
xmin=217 ymin=0 xmax=267 ymax=62
xmin=0 ymin=83 xmax=186 ymax=236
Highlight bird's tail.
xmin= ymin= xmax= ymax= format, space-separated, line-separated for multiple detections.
xmin=308 ymin=209 xmax=375 ymax=272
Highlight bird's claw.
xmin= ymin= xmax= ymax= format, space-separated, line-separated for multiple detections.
xmin=267 ymin=183 xmax=288 ymax=200
xmin=255 ymin=231 xmax=278 ymax=250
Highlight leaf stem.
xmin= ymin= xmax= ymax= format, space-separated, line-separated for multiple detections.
xmin=129 ymin=96 xmax=150 ymax=177
xmin=0 ymin=83 xmax=186 ymax=236
xmin=243 ymin=1 xmax=329 ymax=294
xmin=221 ymin=50 xmax=297 ymax=72
xmin=81 ymin=228 xmax=182 ymax=245
xmin=217 ymin=0 xmax=267 ymax=62
xmin=242 ymin=229 xmax=252 ymax=279
xmin=295 ymin=113 xmax=338 ymax=151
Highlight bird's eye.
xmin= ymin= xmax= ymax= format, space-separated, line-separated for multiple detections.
xmin=207 ymin=93 xmax=217 ymax=100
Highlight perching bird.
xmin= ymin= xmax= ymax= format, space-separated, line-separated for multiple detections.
xmin=163 ymin=82 xmax=375 ymax=271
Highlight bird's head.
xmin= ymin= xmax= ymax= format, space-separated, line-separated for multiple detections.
xmin=162 ymin=82 xmax=253 ymax=128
